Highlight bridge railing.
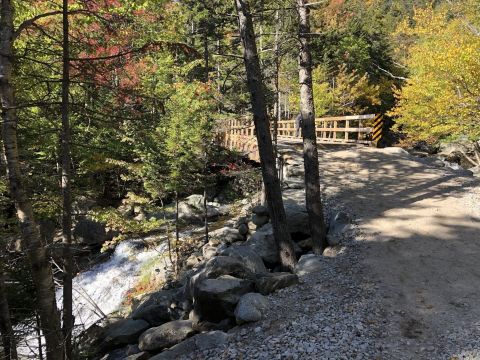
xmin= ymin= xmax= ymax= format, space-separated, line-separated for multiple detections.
xmin=277 ymin=114 xmax=383 ymax=145
xmin=221 ymin=114 xmax=383 ymax=159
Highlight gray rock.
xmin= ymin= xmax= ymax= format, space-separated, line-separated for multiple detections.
xmin=209 ymin=227 xmax=244 ymax=244
xmin=202 ymin=243 xmax=227 ymax=260
xmin=252 ymin=214 xmax=269 ymax=227
xmin=193 ymin=275 xmax=254 ymax=322
xmin=297 ymin=237 xmax=313 ymax=251
xmin=134 ymin=212 xmax=146 ymax=222
xmin=327 ymin=211 xmax=351 ymax=246
xmin=138 ymin=320 xmax=194 ymax=352
xmin=186 ymin=253 xmax=203 ymax=269
xmin=185 ymin=194 xmax=205 ymax=209
xmin=234 ymin=293 xmax=269 ymax=324
xmin=131 ymin=288 xmax=187 ymax=323
xmin=238 ymin=223 xmax=249 ymax=236
xmin=177 ymin=202 xmax=200 ymax=221
xmin=294 ymin=254 xmax=326 ymax=276
xmin=131 ymin=304 xmax=172 ymax=327
xmin=470 ymin=165 xmax=480 ymax=177
xmin=220 ymin=245 xmax=267 ymax=274
xmin=245 ymin=226 xmax=278 ymax=265
xmin=285 ymin=163 xmax=304 ymax=178
xmin=150 ymin=331 xmax=228 ymax=360
xmin=187 ymin=256 xmax=256 ymax=299
xmin=103 ymin=319 xmax=150 ymax=350
xmin=255 ymin=272 xmax=299 ymax=295
xmin=284 ymin=201 xmax=310 ymax=236
xmin=252 ymin=205 xmax=269 ymax=217
xmin=73 ymin=218 xmax=109 ymax=245
xmin=126 ymin=352 xmax=150 ymax=360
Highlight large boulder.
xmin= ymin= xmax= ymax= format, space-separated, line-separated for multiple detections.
xmin=294 ymin=254 xmax=326 ymax=276
xmin=326 ymin=211 xmax=351 ymax=246
xmin=255 ymin=272 xmax=299 ymax=295
xmin=245 ymin=226 xmax=278 ymax=265
xmin=234 ymin=293 xmax=269 ymax=325
xmin=251 ymin=205 xmax=269 ymax=217
xmin=193 ymin=275 xmax=254 ymax=322
xmin=186 ymin=256 xmax=256 ymax=299
xmin=138 ymin=320 xmax=194 ymax=352
xmin=177 ymin=202 xmax=201 ymax=222
xmin=185 ymin=194 xmax=205 ymax=209
xmin=131 ymin=304 xmax=173 ymax=327
xmin=284 ymin=201 xmax=310 ymax=236
xmin=131 ymin=288 xmax=189 ymax=324
xmin=73 ymin=218 xmax=110 ymax=245
xmin=101 ymin=319 xmax=150 ymax=351
xmin=150 ymin=331 xmax=228 ymax=360
xmin=209 ymin=227 xmax=244 ymax=245
xmin=202 ymin=242 xmax=227 ymax=260
xmin=220 ymin=245 xmax=267 ymax=274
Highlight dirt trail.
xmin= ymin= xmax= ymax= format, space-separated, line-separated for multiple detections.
xmin=320 ymin=146 xmax=480 ymax=358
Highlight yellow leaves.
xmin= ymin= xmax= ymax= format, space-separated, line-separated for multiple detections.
xmin=391 ymin=0 xmax=480 ymax=143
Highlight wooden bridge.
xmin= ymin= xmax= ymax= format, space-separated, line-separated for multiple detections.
xmin=221 ymin=114 xmax=384 ymax=161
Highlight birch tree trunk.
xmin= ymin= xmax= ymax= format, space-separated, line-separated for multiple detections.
xmin=296 ymin=0 xmax=327 ymax=253
xmin=234 ymin=0 xmax=297 ymax=270
xmin=0 ymin=1 xmax=64 ymax=359
xmin=61 ymin=0 xmax=74 ymax=357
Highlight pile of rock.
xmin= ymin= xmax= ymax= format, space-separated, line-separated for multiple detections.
xmin=88 ymin=191 xmax=352 ymax=359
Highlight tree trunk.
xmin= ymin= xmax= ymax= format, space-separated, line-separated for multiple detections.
xmin=234 ymin=0 xmax=297 ymax=270
xmin=296 ymin=0 xmax=327 ymax=253
xmin=0 ymin=269 xmax=17 ymax=360
xmin=61 ymin=0 xmax=74 ymax=357
xmin=174 ymin=192 xmax=180 ymax=273
xmin=0 ymin=1 xmax=64 ymax=359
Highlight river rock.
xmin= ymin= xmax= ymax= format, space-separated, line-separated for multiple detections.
xmin=73 ymin=218 xmax=109 ymax=245
xmin=202 ymin=242 xmax=227 ymax=260
xmin=177 ymin=202 xmax=200 ymax=222
xmin=138 ymin=320 xmax=194 ymax=352
xmin=245 ymin=226 xmax=278 ymax=265
xmin=284 ymin=201 xmax=310 ymax=236
xmin=220 ymin=245 xmax=267 ymax=274
xmin=131 ymin=303 xmax=173 ymax=327
xmin=187 ymin=256 xmax=256 ymax=299
xmin=150 ymin=331 xmax=228 ymax=360
xmin=209 ymin=227 xmax=244 ymax=244
xmin=193 ymin=275 xmax=254 ymax=322
xmin=252 ymin=214 xmax=269 ymax=227
xmin=252 ymin=205 xmax=269 ymax=217
xmin=255 ymin=272 xmax=299 ymax=295
xmin=238 ymin=223 xmax=249 ymax=236
xmin=294 ymin=254 xmax=326 ymax=276
xmin=126 ymin=352 xmax=150 ymax=360
xmin=102 ymin=319 xmax=150 ymax=350
xmin=234 ymin=293 xmax=269 ymax=324
xmin=470 ymin=165 xmax=480 ymax=177
xmin=186 ymin=252 xmax=204 ymax=269
xmin=185 ymin=194 xmax=205 ymax=209
xmin=327 ymin=211 xmax=351 ymax=246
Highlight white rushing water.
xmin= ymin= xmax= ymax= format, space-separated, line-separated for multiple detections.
xmin=18 ymin=236 xmax=171 ymax=357
xmin=63 ymin=237 xmax=170 ymax=330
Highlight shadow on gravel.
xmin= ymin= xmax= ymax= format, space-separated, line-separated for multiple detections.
xmin=316 ymin=147 xmax=480 ymax=357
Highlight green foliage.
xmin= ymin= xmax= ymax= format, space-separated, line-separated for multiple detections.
xmin=89 ymin=207 xmax=165 ymax=251
xmin=390 ymin=1 xmax=480 ymax=143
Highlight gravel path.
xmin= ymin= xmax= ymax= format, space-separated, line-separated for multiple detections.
xmin=187 ymin=145 xmax=480 ymax=360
